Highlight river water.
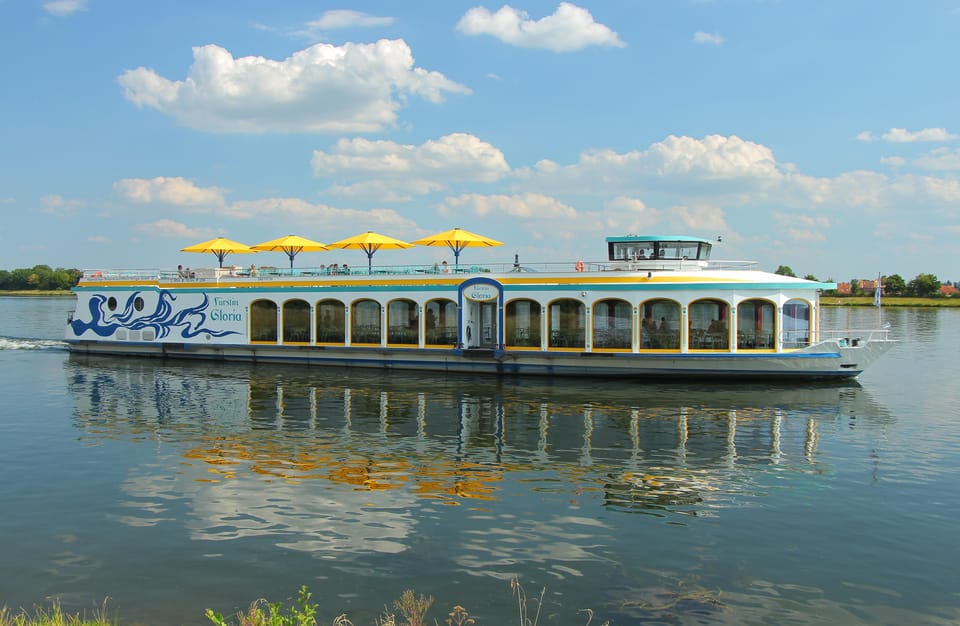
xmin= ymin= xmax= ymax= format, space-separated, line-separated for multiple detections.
xmin=0 ymin=297 xmax=957 ymax=625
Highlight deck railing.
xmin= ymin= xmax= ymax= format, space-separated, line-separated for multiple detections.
xmin=819 ymin=328 xmax=893 ymax=344
xmin=80 ymin=258 xmax=763 ymax=282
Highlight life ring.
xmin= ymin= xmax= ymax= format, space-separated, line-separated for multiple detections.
xmin=575 ymin=259 xmax=584 ymax=272
xmin=91 ymin=271 xmax=103 ymax=278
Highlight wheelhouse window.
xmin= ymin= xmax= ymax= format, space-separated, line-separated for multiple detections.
xmin=548 ymin=299 xmax=585 ymax=349
xmin=351 ymin=299 xmax=381 ymax=345
xmin=505 ymin=299 xmax=541 ymax=348
xmin=688 ymin=299 xmax=729 ymax=350
xmin=737 ymin=299 xmax=775 ymax=349
xmin=592 ymin=299 xmax=632 ymax=349
xmin=640 ymin=299 xmax=680 ymax=349
xmin=387 ymin=298 xmax=418 ymax=345
xmin=250 ymin=299 xmax=278 ymax=342
xmin=282 ymin=299 xmax=311 ymax=343
xmin=783 ymin=299 xmax=811 ymax=348
xmin=425 ymin=298 xmax=458 ymax=345
xmin=316 ymin=299 xmax=345 ymax=343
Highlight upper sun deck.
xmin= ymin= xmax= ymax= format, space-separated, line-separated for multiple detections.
xmin=76 ymin=234 xmax=799 ymax=285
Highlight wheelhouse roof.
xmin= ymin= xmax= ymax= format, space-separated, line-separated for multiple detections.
xmin=605 ymin=235 xmax=714 ymax=244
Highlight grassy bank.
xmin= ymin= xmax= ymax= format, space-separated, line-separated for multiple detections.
xmin=0 ymin=291 xmax=74 ymax=297
xmin=821 ymin=296 xmax=959 ymax=307
xmin=2 ymin=578 xmax=724 ymax=625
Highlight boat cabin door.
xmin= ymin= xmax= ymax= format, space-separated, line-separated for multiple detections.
xmin=460 ymin=279 xmax=502 ymax=350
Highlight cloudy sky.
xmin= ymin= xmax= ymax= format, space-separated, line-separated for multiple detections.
xmin=2 ymin=0 xmax=958 ymax=280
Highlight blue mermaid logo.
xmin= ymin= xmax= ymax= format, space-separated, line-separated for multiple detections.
xmin=71 ymin=291 xmax=240 ymax=339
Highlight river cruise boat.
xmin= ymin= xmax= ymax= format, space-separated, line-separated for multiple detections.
xmin=65 ymin=235 xmax=893 ymax=379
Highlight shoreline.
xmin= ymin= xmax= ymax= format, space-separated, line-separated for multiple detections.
xmin=0 ymin=290 xmax=75 ymax=297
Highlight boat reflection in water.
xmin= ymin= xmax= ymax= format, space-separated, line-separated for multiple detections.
xmin=63 ymin=354 xmax=901 ymax=622
xmin=67 ymin=354 xmax=886 ymax=524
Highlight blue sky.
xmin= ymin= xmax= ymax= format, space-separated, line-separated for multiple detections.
xmin=2 ymin=0 xmax=958 ymax=280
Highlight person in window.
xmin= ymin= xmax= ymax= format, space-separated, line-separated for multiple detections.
xmin=659 ymin=317 xmax=670 ymax=332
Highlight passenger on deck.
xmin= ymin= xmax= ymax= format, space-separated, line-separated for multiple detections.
xmin=249 ymin=264 xmax=258 ymax=277
xmin=442 ymin=261 xmax=450 ymax=273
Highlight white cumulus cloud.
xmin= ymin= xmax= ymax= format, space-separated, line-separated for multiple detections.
xmin=438 ymin=192 xmax=577 ymax=218
xmin=118 ymin=40 xmax=470 ymax=133
xmin=881 ymin=127 xmax=957 ymax=143
xmin=693 ymin=31 xmax=724 ymax=46
xmin=913 ymin=148 xmax=960 ymax=170
xmin=313 ymin=133 xmax=511 ymax=197
xmin=307 ymin=10 xmax=394 ymax=30
xmin=456 ymin=2 xmax=625 ymax=52
xmin=43 ymin=0 xmax=86 ymax=17
xmin=113 ymin=177 xmax=227 ymax=208
xmin=133 ymin=220 xmax=212 ymax=239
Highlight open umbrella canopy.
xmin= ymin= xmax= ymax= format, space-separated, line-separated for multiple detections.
xmin=251 ymin=235 xmax=328 ymax=269
xmin=327 ymin=231 xmax=414 ymax=272
xmin=181 ymin=237 xmax=257 ymax=268
xmin=412 ymin=227 xmax=503 ymax=267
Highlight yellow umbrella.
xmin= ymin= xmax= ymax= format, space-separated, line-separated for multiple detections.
xmin=181 ymin=237 xmax=257 ymax=268
xmin=327 ymin=231 xmax=414 ymax=273
xmin=412 ymin=227 xmax=503 ymax=268
xmin=251 ymin=234 xmax=328 ymax=270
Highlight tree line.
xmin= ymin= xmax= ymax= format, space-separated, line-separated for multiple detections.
xmin=0 ymin=265 xmax=82 ymax=291
xmin=775 ymin=265 xmax=947 ymax=298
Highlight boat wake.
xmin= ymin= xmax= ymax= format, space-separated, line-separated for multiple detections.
xmin=0 ymin=336 xmax=68 ymax=351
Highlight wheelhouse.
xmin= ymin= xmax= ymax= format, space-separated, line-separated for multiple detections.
xmin=606 ymin=235 xmax=713 ymax=262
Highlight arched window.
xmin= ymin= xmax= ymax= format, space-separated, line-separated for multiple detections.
xmin=505 ymin=299 xmax=541 ymax=348
xmin=250 ymin=299 xmax=278 ymax=342
xmin=592 ymin=299 xmax=632 ymax=349
xmin=548 ymin=299 xmax=585 ymax=349
xmin=316 ymin=299 xmax=345 ymax=344
xmin=387 ymin=298 xmax=418 ymax=345
xmin=351 ymin=299 xmax=381 ymax=345
xmin=640 ymin=299 xmax=680 ymax=349
xmin=783 ymin=299 xmax=811 ymax=348
xmin=688 ymin=299 xmax=730 ymax=350
xmin=282 ymin=299 xmax=311 ymax=343
xmin=737 ymin=299 xmax=776 ymax=349
xmin=425 ymin=298 xmax=458 ymax=346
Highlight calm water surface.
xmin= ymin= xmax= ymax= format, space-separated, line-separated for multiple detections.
xmin=1 ymin=297 xmax=958 ymax=625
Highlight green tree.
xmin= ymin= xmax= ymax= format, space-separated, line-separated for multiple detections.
xmin=850 ymin=279 xmax=861 ymax=296
xmin=775 ymin=265 xmax=796 ymax=277
xmin=803 ymin=273 xmax=818 ymax=281
xmin=883 ymin=274 xmax=906 ymax=296
xmin=907 ymin=273 xmax=941 ymax=297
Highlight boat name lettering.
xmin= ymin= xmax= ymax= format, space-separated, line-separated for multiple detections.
xmin=214 ymin=297 xmax=240 ymax=306
xmin=211 ymin=309 xmax=244 ymax=322
xmin=463 ymin=285 xmax=498 ymax=302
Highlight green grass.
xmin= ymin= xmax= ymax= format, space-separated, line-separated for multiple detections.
xmin=822 ymin=296 xmax=960 ymax=307
xmin=0 ymin=600 xmax=116 ymax=626
xmin=2 ymin=580 xmax=631 ymax=626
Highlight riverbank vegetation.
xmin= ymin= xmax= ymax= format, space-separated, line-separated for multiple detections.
xmin=0 ymin=580 xmax=644 ymax=626
xmin=0 ymin=266 xmax=81 ymax=292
